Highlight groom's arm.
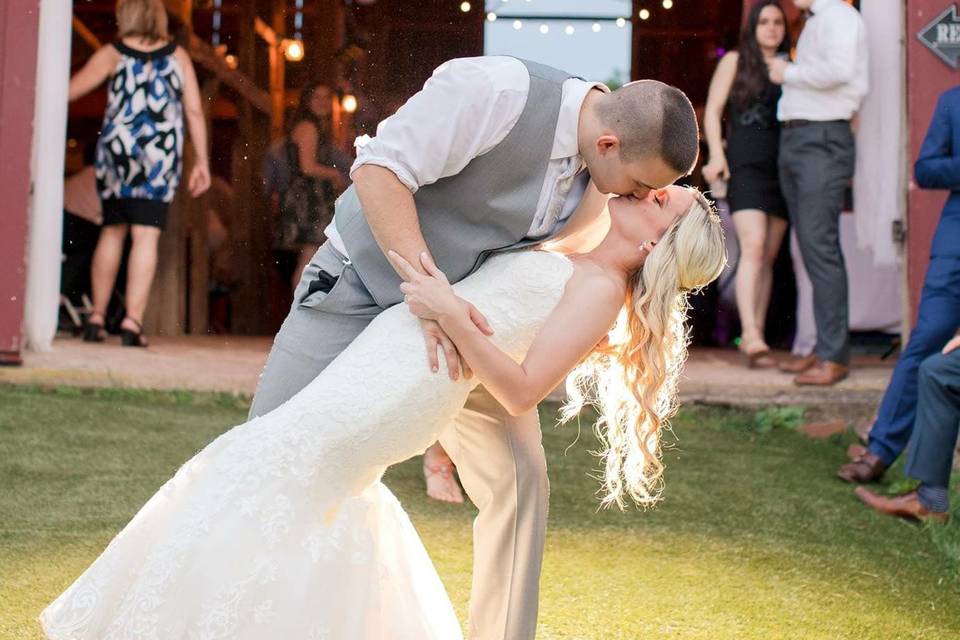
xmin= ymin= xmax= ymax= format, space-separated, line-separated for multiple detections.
xmin=349 ymin=56 xmax=527 ymax=274
xmin=352 ymin=165 xmax=430 ymax=273
xmin=349 ymin=57 xmax=528 ymax=375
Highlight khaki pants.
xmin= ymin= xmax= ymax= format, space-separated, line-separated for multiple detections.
xmin=440 ymin=387 xmax=548 ymax=640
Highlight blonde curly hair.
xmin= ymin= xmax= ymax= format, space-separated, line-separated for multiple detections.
xmin=561 ymin=189 xmax=727 ymax=509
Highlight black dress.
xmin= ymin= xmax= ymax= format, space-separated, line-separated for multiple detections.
xmin=726 ymin=83 xmax=788 ymax=219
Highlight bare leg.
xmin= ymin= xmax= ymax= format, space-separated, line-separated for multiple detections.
xmin=121 ymin=225 xmax=161 ymax=341
xmin=293 ymin=244 xmax=320 ymax=291
xmin=732 ymin=209 xmax=771 ymax=353
xmin=423 ymin=441 xmax=464 ymax=503
xmin=90 ymin=223 xmax=129 ymax=320
xmin=754 ymin=216 xmax=789 ymax=337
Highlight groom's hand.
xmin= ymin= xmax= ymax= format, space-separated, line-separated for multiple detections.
xmin=419 ymin=318 xmax=470 ymax=381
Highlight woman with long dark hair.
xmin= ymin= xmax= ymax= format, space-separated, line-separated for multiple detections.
xmin=702 ymin=0 xmax=791 ymax=367
xmin=276 ymin=83 xmax=349 ymax=288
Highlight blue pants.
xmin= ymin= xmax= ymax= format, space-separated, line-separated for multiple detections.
xmin=868 ymin=257 xmax=960 ymax=466
xmin=905 ymin=350 xmax=960 ymax=488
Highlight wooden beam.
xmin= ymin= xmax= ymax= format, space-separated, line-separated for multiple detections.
xmin=71 ymin=16 xmax=102 ymax=50
xmin=254 ymin=16 xmax=278 ymax=47
xmin=187 ymin=33 xmax=272 ymax=115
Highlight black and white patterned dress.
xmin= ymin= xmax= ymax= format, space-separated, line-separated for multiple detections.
xmin=95 ymin=40 xmax=184 ymax=226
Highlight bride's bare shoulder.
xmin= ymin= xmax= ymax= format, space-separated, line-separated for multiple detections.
xmin=565 ymin=259 xmax=627 ymax=305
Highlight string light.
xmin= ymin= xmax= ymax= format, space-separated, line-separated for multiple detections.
xmin=616 ymin=17 xmax=626 ymax=27
xmin=662 ymin=0 xmax=673 ymax=8
xmin=539 ymin=24 xmax=549 ymax=34
xmin=513 ymin=19 xmax=522 ymax=29
xmin=294 ymin=0 xmax=303 ymax=40
xmin=460 ymin=1 xmax=471 ymax=12
xmin=639 ymin=8 xmax=650 ymax=19
xmin=211 ymin=0 xmax=222 ymax=45
xmin=486 ymin=11 xmax=497 ymax=21
xmin=592 ymin=22 xmax=601 ymax=32
xmin=564 ymin=24 xmax=574 ymax=35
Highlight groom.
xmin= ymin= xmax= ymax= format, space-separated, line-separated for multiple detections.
xmin=251 ymin=56 xmax=699 ymax=639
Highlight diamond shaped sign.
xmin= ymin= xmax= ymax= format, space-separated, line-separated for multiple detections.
xmin=918 ymin=4 xmax=960 ymax=69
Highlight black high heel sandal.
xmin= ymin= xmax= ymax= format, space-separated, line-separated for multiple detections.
xmin=120 ymin=318 xmax=148 ymax=348
xmin=83 ymin=313 xmax=106 ymax=343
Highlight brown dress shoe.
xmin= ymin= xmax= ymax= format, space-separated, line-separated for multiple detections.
xmin=837 ymin=451 xmax=886 ymax=483
xmin=778 ymin=353 xmax=817 ymax=374
xmin=794 ymin=361 xmax=849 ymax=386
xmin=854 ymin=487 xmax=949 ymax=523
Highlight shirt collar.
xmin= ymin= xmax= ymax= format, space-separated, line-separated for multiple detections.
xmin=552 ymin=79 xmax=609 ymax=160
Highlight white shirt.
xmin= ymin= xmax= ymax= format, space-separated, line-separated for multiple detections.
xmin=325 ymin=56 xmax=606 ymax=258
xmin=778 ymin=0 xmax=869 ymax=122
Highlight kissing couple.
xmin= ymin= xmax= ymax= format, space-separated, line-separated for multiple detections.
xmin=42 ymin=56 xmax=725 ymax=640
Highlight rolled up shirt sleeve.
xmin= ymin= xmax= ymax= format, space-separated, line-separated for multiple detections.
xmin=350 ymin=57 xmax=529 ymax=193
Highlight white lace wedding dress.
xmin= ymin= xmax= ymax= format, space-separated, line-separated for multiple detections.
xmin=40 ymin=250 xmax=574 ymax=640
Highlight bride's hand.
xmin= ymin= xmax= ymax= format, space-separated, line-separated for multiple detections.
xmin=387 ymin=251 xmax=462 ymax=320
xmin=387 ymin=251 xmax=494 ymax=335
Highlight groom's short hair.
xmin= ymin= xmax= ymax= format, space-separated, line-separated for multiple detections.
xmin=599 ymin=80 xmax=699 ymax=174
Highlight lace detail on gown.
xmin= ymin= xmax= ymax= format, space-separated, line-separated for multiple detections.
xmin=40 ymin=250 xmax=574 ymax=640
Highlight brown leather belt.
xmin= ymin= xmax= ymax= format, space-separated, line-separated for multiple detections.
xmin=782 ymin=119 xmax=849 ymax=128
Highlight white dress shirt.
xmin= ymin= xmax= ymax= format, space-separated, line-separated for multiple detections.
xmin=325 ymin=56 xmax=606 ymax=259
xmin=778 ymin=0 xmax=869 ymax=122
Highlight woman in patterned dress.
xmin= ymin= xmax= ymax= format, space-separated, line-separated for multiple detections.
xmin=69 ymin=0 xmax=210 ymax=347
xmin=275 ymin=84 xmax=349 ymax=289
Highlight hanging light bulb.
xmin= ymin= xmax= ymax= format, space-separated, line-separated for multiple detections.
xmin=639 ymin=8 xmax=650 ymax=19
xmin=513 ymin=19 xmax=522 ymax=30
xmin=539 ymin=24 xmax=549 ymax=34
xmin=460 ymin=1 xmax=471 ymax=12
xmin=341 ymin=93 xmax=358 ymax=113
xmin=662 ymin=0 xmax=673 ymax=8
xmin=486 ymin=11 xmax=497 ymax=21
xmin=564 ymin=25 xmax=574 ymax=35
xmin=283 ymin=39 xmax=304 ymax=62
xmin=592 ymin=22 xmax=601 ymax=32
xmin=616 ymin=17 xmax=626 ymax=27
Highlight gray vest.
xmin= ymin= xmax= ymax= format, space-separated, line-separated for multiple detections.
xmin=334 ymin=58 xmax=577 ymax=308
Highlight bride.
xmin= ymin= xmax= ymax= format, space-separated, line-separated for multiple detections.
xmin=40 ymin=185 xmax=725 ymax=639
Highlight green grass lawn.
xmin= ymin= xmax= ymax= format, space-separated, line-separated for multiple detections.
xmin=2 ymin=384 xmax=959 ymax=639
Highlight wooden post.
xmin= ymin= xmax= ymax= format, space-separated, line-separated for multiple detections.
xmin=146 ymin=0 xmax=195 ymax=336
xmin=229 ymin=0 xmax=271 ymax=335
xmin=0 ymin=0 xmax=40 ymax=363
xmin=272 ymin=7 xmax=286 ymax=138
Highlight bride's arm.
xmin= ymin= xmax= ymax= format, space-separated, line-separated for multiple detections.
xmin=388 ymin=251 xmax=622 ymax=416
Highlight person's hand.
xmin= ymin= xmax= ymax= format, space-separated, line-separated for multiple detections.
xmin=387 ymin=251 xmax=494 ymax=331
xmin=418 ymin=318 xmax=468 ymax=380
xmin=188 ymin=162 xmax=211 ymax=197
xmin=388 ymin=250 xmax=463 ymax=320
xmin=387 ymin=250 xmax=494 ymax=380
xmin=942 ymin=334 xmax=960 ymax=355
xmin=701 ymin=157 xmax=730 ymax=184
xmin=766 ymin=57 xmax=789 ymax=85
